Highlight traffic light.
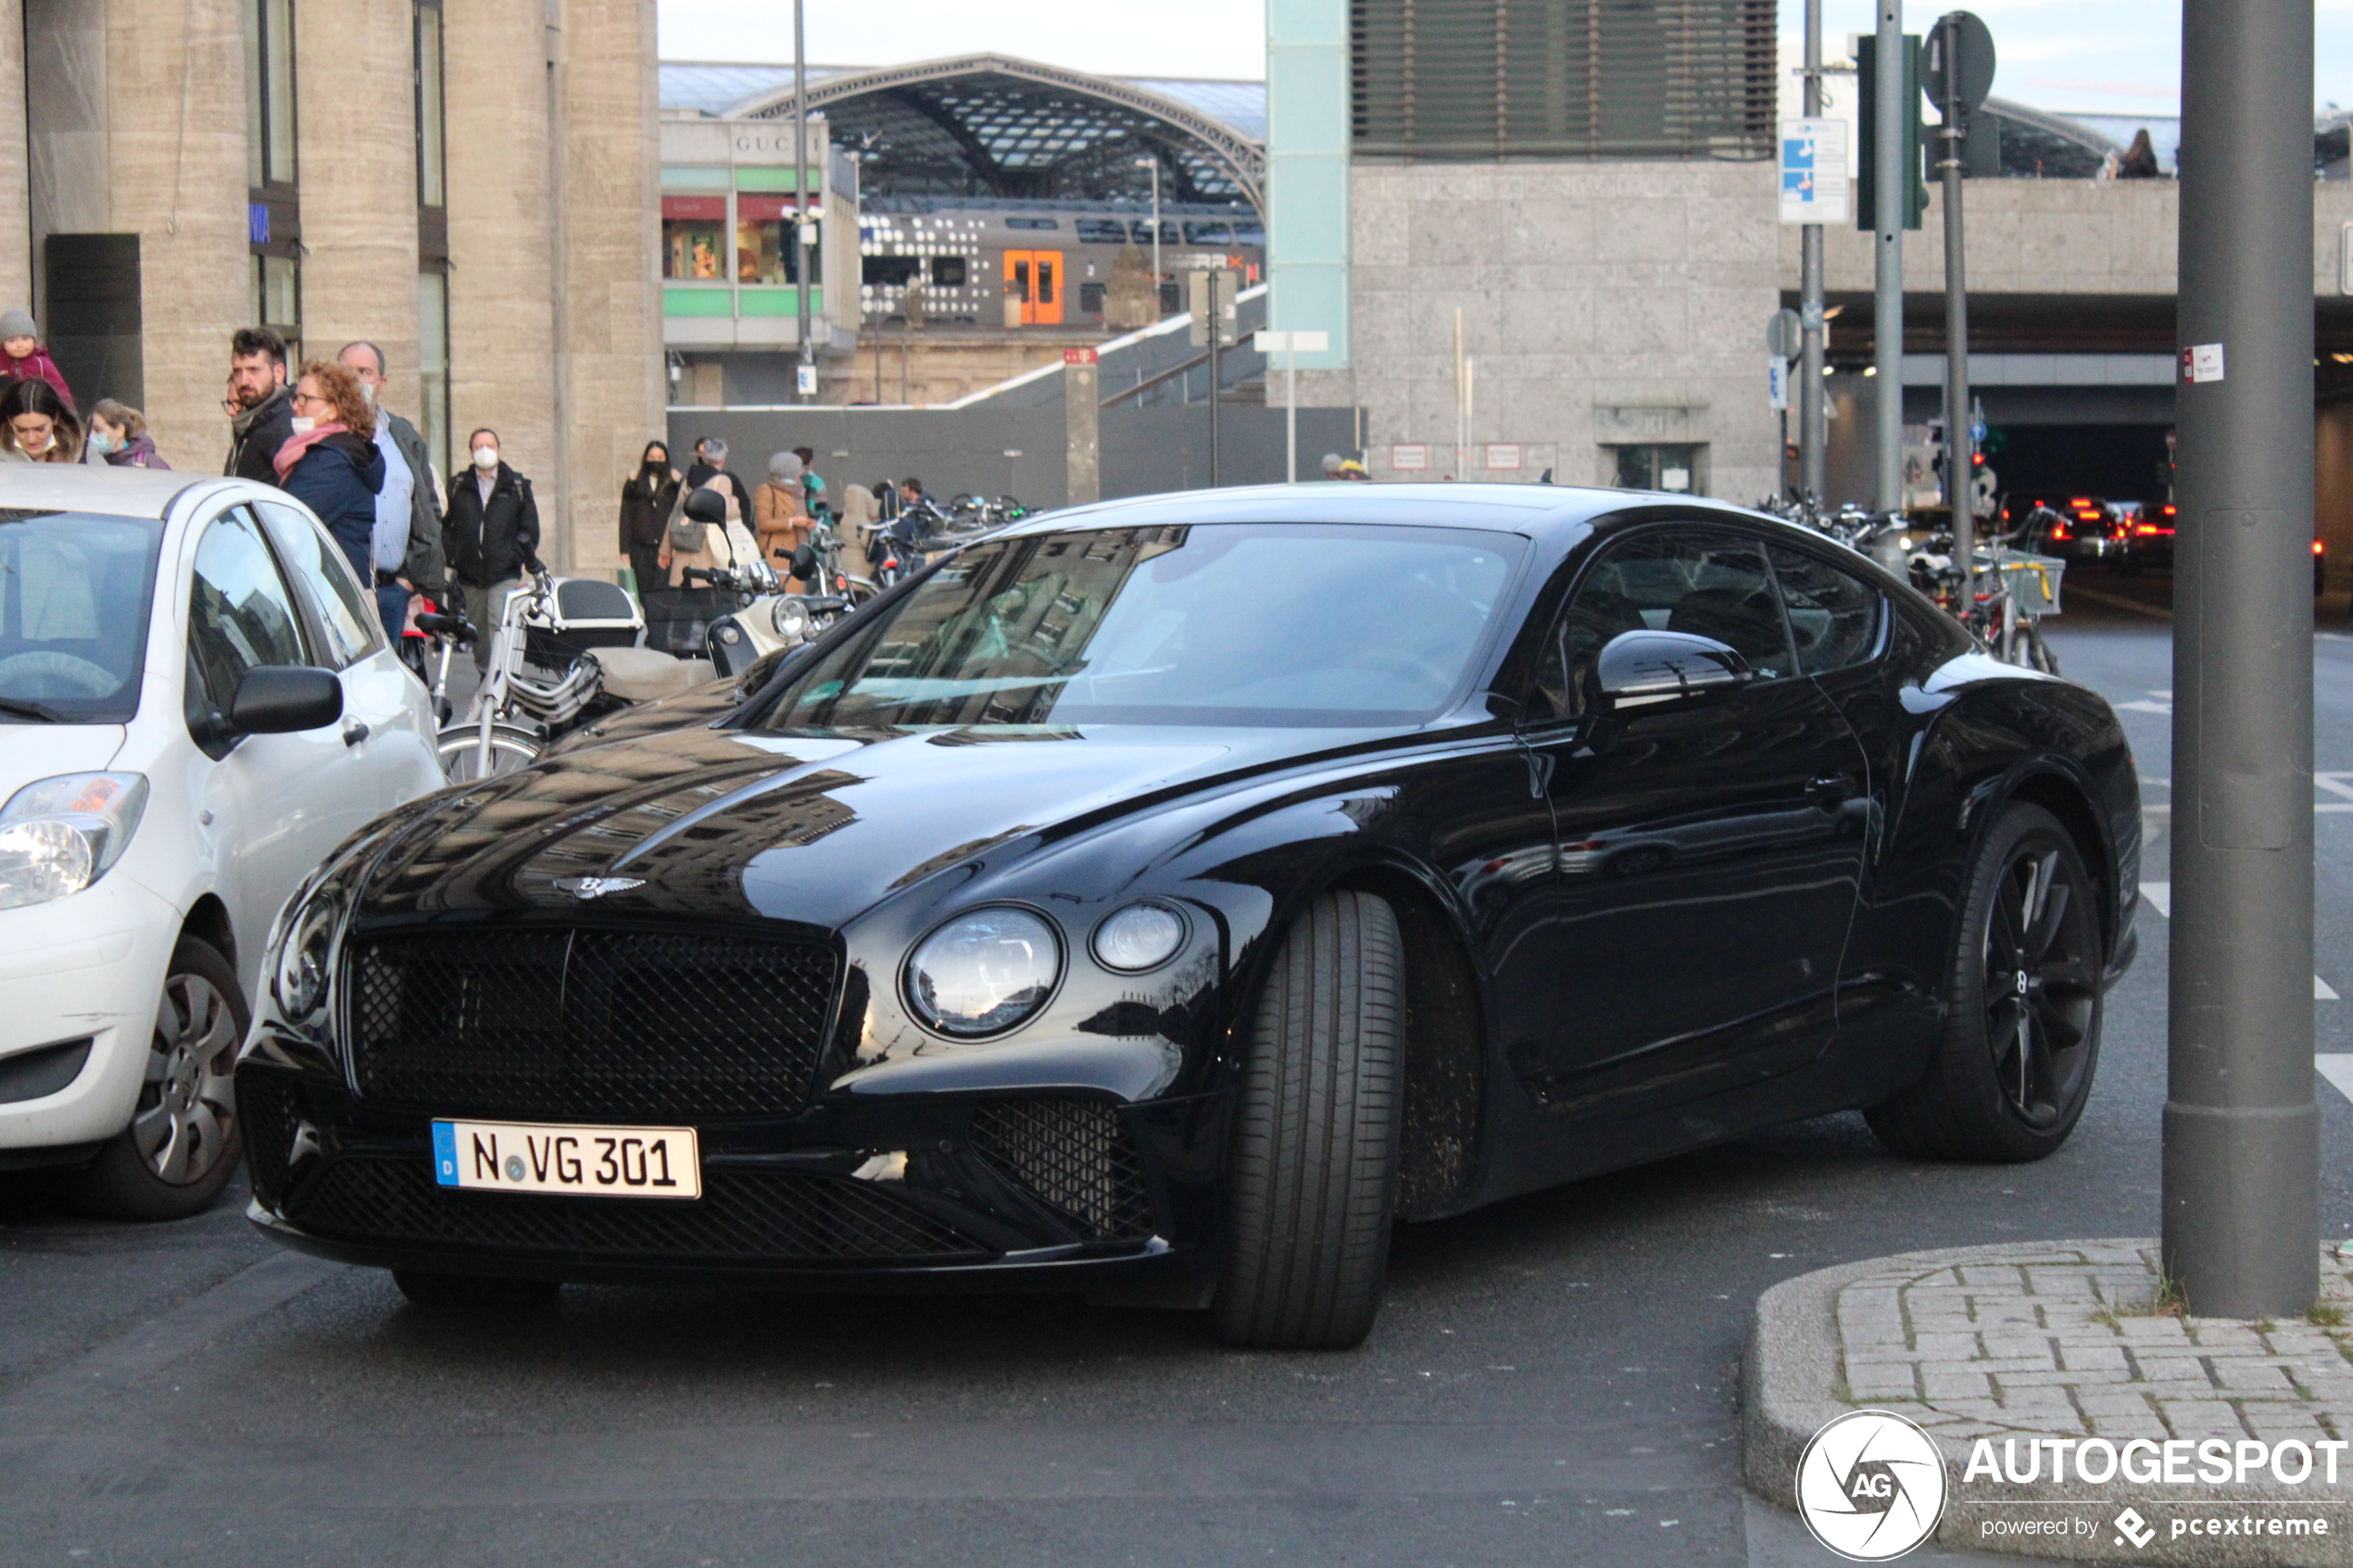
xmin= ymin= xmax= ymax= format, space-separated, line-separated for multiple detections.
xmin=1856 ymin=33 xmax=1928 ymax=232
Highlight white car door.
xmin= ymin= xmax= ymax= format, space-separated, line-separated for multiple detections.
xmin=250 ymin=498 xmax=441 ymax=811
xmin=185 ymin=506 xmax=377 ymax=961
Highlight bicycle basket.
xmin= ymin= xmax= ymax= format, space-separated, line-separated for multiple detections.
xmin=1990 ymin=548 xmax=2064 ymax=617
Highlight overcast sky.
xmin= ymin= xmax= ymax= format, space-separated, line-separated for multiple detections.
xmin=656 ymin=0 xmax=2353 ymax=117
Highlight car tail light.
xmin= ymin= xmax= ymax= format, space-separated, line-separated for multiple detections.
xmin=2317 ymin=540 xmax=2327 ymax=556
xmin=2070 ymin=497 xmax=2094 ymax=508
xmin=2051 ymin=524 xmax=2072 ymax=540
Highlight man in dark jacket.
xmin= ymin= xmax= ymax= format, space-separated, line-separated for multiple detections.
xmin=338 ymin=341 xmax=448 ymax=639
xmin=223 ymin=327 xmax=296 ymax=484
xmin=441 ymin=428 xmax=544 ymax=671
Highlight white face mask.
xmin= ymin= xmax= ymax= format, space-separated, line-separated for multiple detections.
xmin=472 ymin=445 xmax=499 ymax=471
xmin=86 ymin=431 xmax=116 ymax=454
xmin=290 ymin=416 xmax=317 ymax=434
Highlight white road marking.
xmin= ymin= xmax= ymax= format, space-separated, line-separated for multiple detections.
xmin=2133 ymin=884 xmax=2333 ymax=997
xmin=2319 ymin=1056 xmax=2353 ymax=1104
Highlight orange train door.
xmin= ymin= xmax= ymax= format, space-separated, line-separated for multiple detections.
xmin=1002 ymin=250 xmax=1063 ymax=326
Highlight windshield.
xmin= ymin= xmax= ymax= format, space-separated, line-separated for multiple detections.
xmin=754 ymin=521 xmax=1525 ymax=731
xmin=0 ymin=508 xmax=165 ymax=723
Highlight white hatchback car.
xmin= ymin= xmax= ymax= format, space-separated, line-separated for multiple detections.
xmin=0 ymin=469 xmax=442 ymax=1216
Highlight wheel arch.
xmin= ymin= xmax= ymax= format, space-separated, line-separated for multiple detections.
xmin=1325 ymin=859 xmax=1489 ymax=1221
xmin=180 ymin=893 xmax=238 ymax=977
xmin=1994 ymin=766 xmax=2117 ymax=958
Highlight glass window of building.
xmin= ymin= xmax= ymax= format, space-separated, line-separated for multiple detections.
xmin=662 ymin=197 xmax=726 ymax=281
xmin=418 ymin=269 xmax=450 ymax=481
xmin=255 ymin=255 xmax=300 ymax=356
xmin=736 ymin=198 xmax=819 ymax=285
xmin=244 ymin=0 xmax=296 ymax=187
xmin=414 ymin=1 xmax=446 ymax=209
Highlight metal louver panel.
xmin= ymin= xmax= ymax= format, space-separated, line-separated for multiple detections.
xmin=1352 ymin=0 xmax=1776 ymax=162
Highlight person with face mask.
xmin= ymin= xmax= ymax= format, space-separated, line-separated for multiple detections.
xmin=336 ymin=342 xmax=447 ymax=642
xmin=223 ymin=327 xmax=296 ymax=484
xmin=619 ymin=440 xmax=682 ymax=599
xmin=83 ymin=400 xmax=168 ymax=468
xmin=0 ymin=309 xmax=76 ymax=413
xmin=0 ymin=377 xmax=79 ymax=462
xmin=440 ymin=428 xmax=544 ymax=672
xmin=755 ymin=450 xmax=810 ymax=577
xmin=277 ymin=361 xmax=387 ymax=586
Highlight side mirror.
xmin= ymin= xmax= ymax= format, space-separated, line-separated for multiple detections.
xmin=228 ymin=666 xmax=344 ymax=734
xmin=683 ymin=486 xmax=729 ymax=524
xmin=787 ymin=543 xmax=818 ymax=579
xmin=1591 ymin=630 xmax=1752 ymax=713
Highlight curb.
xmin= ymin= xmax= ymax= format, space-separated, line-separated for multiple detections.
xmin=1740 ymin=1239 xmax=2353 ymax=1565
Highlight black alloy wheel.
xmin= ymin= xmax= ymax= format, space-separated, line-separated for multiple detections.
xmin=1866 ymin=803 xmax=2103 ymax=1161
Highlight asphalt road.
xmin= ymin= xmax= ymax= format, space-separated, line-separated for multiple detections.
xmin=4 ymin=593 xmax=2348 ymax=1568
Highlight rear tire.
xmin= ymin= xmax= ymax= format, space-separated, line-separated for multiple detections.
xmin=392 ymin=1270 xmax=562 ymax=1314
xmin=73 ymin=937 xmax=246 ymax=1221
xmin=1209 ymin=889 xmax=1402 ymax=1349
xmin=1866 ymin=803 xmax=2103 ymax=1161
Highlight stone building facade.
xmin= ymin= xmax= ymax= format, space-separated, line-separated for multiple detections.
xmin=0 ymin=0 xmax=662 ymax=575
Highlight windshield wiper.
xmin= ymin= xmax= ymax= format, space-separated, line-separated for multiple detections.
xmin=0 ymin=696 xmax=67 ymax=722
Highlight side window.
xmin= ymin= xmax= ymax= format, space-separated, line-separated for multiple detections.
xmin=1533 ymin=529 xmax=1793 ymax=720
xmin=1768 ymin=545 xmax=1885 ymax=676
xmin=253 ymin=499 xmax=383 ymax=667
xmin=187 ymin=508 xmax=309 ymax=712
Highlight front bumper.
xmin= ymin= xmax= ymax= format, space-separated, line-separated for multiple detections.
xmin=236 ymin=1058 xmax=1226 ymax=1306
xmin=0 ymin=875 xmax=181 ymax=1148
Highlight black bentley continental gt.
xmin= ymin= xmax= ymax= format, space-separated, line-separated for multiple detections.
xmin=237 ymin=485 xmax=2140 ymax=1347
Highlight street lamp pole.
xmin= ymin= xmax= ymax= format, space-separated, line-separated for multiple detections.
xmin=1137 ymin=157 xmax=1164 ymax=312
xmin=793 ymin=0 xmax=814 ymax=404
xmin=1798 ymin=0 xmax=1827 ymax=502
xmin=1934 ymin=13 xmax=1975 ymax=599
xmin=2163 ymin=0 xmax=2319 ymax=1318
xmin=1871 ymin=0 xmax=1905 ymax=512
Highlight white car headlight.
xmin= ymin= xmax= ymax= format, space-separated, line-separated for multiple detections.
xmin=1091 ymin=901 xmax=1189 ymax=973
xmin=772 ymin=597 xmax=812 ymax=643
xmin=0 ymin=772 xmax=147 ymax=912
xmin=903 ymin=906 xmax=1063 ymax=1037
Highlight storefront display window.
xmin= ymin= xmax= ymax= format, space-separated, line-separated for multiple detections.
xmin=736 ymin=197 xmax=818 ymax=285
xmin=662 ymin=197 xmax=726 ymax=281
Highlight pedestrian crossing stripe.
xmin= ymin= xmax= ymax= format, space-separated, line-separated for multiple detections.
xmin=2135 ymin=883 xmax=2334 ymax=997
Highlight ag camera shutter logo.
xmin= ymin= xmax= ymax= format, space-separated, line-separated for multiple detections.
xmin=1796 ymin=1410 xmax=1949 ymax=1561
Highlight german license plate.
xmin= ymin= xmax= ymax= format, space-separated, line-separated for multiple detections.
xmin=431 ymin=1119 xmax=701 ymax=1199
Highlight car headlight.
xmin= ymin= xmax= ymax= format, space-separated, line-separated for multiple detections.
xmin=1091 ymin=901 xmax=1189 ymax=973
xmin=772 ymin=597 xmax=812 ymax=643
xmin=903 ymin=906 xmax=1063 ymax=1037
xmin=0 ymin=772 xmax=146 ymax=912
xmin=271 ymin=881 xmax=346 ymax=1021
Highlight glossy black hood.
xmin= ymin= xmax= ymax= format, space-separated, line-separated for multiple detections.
xmin=357 ymin=720 xmax=1416 ymax=930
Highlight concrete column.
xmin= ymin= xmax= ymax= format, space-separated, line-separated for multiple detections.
xmin=0 ymin=0 xmax=32 ymax=316
xmin=443 ymin=0 xmax=560 ymax=524
xmin=547 ymin=0 xmax=665 ymax=572
xmin=99 ymin=0 xmax=247 ymax=469
xmin=1064 ymin=349 xmax=1099 ymax=503
xmin=296 ymin=0 xmax=420 ymax=413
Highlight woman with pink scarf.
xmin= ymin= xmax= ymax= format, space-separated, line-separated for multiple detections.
xmin=275 ymin=360 xmax=384 ymax=585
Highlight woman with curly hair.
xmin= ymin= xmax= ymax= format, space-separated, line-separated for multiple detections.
xmin=276 ymin=359 xmax=384 ymax=583
xmin=0 ymin=376 xmax=80 ymax=462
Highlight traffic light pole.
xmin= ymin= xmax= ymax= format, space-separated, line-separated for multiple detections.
xmin=1872 ymin=0 xmax=1905 ymax=512
xmin=1799 ymin=0 xmax=1827 ymax=502
xmin=2163 ymin=0 xmax=2320 ymax=1318
xmin=1934 ymin=13 xmax=1975 ymax=602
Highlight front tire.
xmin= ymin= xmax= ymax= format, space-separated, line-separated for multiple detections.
xmin=73 ymin=936 xmax=246 ymax=1220
xmin=1209 ymin=889 xmax=1402 ymax=1348
xmin=1866 ymin=803 xmax=2104 ymax=1161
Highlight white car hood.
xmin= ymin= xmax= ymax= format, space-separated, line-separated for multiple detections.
xmin=0 ymin=725 xmax=127 ymax=789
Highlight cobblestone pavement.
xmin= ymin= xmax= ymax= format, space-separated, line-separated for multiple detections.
xmin=1838 ymin=1241 xmax=2353 ymax=1448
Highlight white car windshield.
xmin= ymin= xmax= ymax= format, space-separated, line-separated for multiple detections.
xmin=0 ymin=508 xmax=166 ymax=723
xmin=757 ymin=521 xmax=1526 ymax=730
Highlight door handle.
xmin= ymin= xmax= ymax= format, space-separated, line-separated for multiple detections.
xmin=342 ymin=721 xmax=371 ymax=747
xmin=1806 ymin=774 xmax=1854 ymax=808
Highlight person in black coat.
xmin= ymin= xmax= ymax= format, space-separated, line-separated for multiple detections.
xmin=441 ymin=428 xmax=544 ymax=671
xmin=278 ymin=362 xmax=385 ymax=586
xmin=224 ymin=327 xmax=297 ymax=485
xmin=619 ymin=440 xmax=682 ymax=599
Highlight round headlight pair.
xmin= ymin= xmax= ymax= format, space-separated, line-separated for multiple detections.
xmin=901 ymin=900 xmax=1189 ymax=1039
